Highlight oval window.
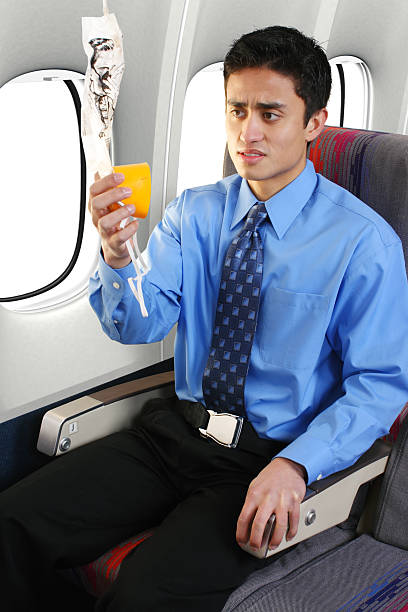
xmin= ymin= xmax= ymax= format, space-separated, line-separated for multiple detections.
xmin=327 ymin=57 xmax=371 ymax=129
xmin=0 ymin=70 xmax=100 ymax=311
xmin=177 ymin=62 xmax=226 ymax=195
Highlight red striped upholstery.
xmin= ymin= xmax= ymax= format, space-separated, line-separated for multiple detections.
xmin=76 ymin=530 xmax=153 ymax=598
xmin=385 ymin=402 xmax=408 ymax=443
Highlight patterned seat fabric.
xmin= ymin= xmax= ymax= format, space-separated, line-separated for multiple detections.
xmin=387 ymin=402 xmax=408 ymax=443
xmin=78 ymin=126 xmax=408 ymax=598
xmin=75 ymin=530 xmax=153 ymax=598
xmin=224 ymin=534 xmax=408 ymax=611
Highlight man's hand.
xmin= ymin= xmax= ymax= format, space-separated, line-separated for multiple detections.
xmin=88 ymin=172 xmax=139 ymax=269
xmin=236 ymin=457 xmax=307 ymax=551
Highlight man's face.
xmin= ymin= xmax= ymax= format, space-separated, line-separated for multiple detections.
xmin=225 ymin=66 xmax=326 ymax=201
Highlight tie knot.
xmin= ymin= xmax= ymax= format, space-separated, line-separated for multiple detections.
xmin=244 ymin=202 xmax=268 ymax=232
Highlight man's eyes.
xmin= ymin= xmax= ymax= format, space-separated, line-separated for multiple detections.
xmin=263 ymin=111 xmax=279 ymax=121
xmin=230 ymin=109 xmax=244 ymax=117
xmin=229 ymin=109 xmax=279 ymax=120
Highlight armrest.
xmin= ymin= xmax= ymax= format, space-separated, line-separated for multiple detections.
xmin=239 ymin=438 xmax=391 ymax=559
xmin=37 ymin=371 xmax=175 ymax=456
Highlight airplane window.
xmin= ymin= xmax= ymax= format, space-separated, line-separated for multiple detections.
xmin=327 ymin=57 xmax=371 ymax=129
xmin=177 ymin=62 xmax=226 ymax=195
xmin=0 ymin=70 xmax=100 ymax=312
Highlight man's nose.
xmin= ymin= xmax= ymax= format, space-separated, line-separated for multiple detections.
xmin=240 ymin=114 xmax=263 ymax=143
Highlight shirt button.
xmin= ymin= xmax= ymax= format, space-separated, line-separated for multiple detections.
xmin=113 ymin=319 xmax=119 ymax=324
xmin=112 ymin=282 xmax=120 ymax=290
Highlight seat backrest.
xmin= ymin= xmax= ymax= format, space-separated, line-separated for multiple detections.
xmin=224 ymin=126 xmax=408 ymax=271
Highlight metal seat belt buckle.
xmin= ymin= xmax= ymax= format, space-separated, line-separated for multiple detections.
xmin=198 ymin=410 xmax=244 ymax=448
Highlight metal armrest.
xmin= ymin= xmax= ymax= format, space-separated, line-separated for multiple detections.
xmin=37 ymin=371 xmax=175 ymax=456
xmin=240 ymin=438 xmax=391 ymax=559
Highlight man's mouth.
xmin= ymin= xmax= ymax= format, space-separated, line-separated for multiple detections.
xmin=237 ymin=150 xmax=265 ymax=162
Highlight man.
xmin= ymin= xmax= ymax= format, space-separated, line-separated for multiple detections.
xmin=1 ymin=25 xmax=408 ymax=612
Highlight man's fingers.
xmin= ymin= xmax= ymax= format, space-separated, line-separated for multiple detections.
xmin=98 ymin=207 xmax=137 ymax=239
xmin=236 ymin=504 xmax=256 ymax=546
xmin=266 ymin=508 xmax=288 ymax=549
xmin=86 ymin=171 xmax=138 ymax=268
xmin=286 ymin=502 xmax=301 ymax=541
xmin=99 ymin=219 xmax=139 ymax=261
xmin=92 ymin=187 xmax=133 ymax=216
xmin=248 ymin=506 xmax=274 ymax=549
xmin=90 ymin=171 xmax=125 ymax=198
xmin=98 ymin=204 xmax=135 ymax=231
xmin=113 ymin=219 xmax=139 ymax=247
xmin=89 ymin=171 xmax=121 ymax=213
xmin=237 ymin=458 xmax=306 ymax=554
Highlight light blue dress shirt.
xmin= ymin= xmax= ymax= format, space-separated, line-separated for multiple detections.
xmin=89 ymin=159 xmax=408 ymax=484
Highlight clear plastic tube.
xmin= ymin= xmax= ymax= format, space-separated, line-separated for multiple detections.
xmin=119 ymin=211 xmax=149 ymax=318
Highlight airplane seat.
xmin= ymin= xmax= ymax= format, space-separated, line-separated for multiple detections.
xmin=63 ymin=125 xmax=408 ymax=606
xmin=222 ymin=397 xmax=408 ymax=611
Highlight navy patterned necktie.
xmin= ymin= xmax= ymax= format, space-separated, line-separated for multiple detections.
xmin=202 ymin=202 xmax=268 ymax=416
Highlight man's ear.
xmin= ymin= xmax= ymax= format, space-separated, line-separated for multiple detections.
xmin=305 ymin=108 xmax=328 ymax=143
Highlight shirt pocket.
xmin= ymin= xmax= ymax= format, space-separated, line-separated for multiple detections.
xmin=258 ymin=286 xmax=330 ymax=370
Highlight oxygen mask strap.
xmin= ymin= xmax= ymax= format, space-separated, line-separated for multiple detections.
xmin=119 ymin=210 xmax=149 ymax=318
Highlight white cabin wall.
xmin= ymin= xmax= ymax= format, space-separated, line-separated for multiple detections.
xmin=327 ymin=0 xmax=408 ymax=133
xmin=0 ymin=296 xmax=159 ymax=421
xmin=189 ymin=0 xmax=323 ymax=78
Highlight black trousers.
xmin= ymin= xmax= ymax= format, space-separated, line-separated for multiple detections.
xmin=0 ymin=398 xmax=285 ymax=612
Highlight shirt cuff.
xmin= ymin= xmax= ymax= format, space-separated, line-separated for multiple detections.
xmin=273 ymin=434 xmax=334 ymax=485
xmin=94 ymin=254 xmax=137 ymax=338
xmin=98 ymin=251 xmax=154 ymax=326
xmin=98 ymin=251 xmax=135 ymax=286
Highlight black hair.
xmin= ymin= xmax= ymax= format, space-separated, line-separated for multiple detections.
xmin=223 ymin=26 xmax=331 ymax=126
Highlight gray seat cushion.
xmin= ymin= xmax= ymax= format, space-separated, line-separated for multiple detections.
xmin=223 ymin=525 xmax=355 ymax=611
xmin=224 ymin=534 xmax=408 ymax=611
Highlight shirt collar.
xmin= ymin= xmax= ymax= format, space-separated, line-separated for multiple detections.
xmin=231 ymin=159 xmax=318 ymax=240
